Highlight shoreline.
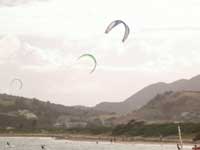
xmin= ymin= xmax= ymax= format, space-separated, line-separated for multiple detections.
xmin=0 ymin=133 xmax=195 ymax=145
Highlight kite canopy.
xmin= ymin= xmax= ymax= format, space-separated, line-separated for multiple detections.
xmin=78 ymin=54 xmax=97 ymax=73
xmin=105 ymin=20 xmax=130 ymax=42
xmin=10 ymin=78 xmax=23 ymax=90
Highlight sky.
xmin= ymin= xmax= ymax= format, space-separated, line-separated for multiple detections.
xmin=0 ymin=0 xmax=200 ymax=106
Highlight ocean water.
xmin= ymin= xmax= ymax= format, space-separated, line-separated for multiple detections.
xmin=0 ymin=137 xmax=193 ymax=150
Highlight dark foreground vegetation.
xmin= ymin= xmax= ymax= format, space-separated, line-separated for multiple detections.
xmin=112 ymin=121 xmax=198 ymax=137
xmin=112 ymin=120 xmax=200 ymax=141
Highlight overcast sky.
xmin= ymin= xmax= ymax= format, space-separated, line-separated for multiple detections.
xmin=0 ymin=0 xmax=200 ymax=106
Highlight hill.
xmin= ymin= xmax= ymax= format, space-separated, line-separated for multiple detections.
xmin=94 ymin=74 xmax=200 ymax=114
xmin=0 ymin=94 xmax=115 ymax=130
xmin=115 ymin=91 xmax=200 ymax=124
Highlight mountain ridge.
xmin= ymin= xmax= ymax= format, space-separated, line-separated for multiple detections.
xmin=114 ymin=90 xmax=200 ymax=124
xmin=94 ymin=74 xmax=200 ymax=114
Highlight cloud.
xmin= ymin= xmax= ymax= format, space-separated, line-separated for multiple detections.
xmin=0 ymin=35 xmax=21 ymax=62
xmin=0 ymin=34 xmax=99 ymax=76
xmin=0 ymin=0 xmax=49 ymax=7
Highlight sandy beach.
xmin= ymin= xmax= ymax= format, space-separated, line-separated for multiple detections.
xmin=0 ymin=133 xmax=195 ymax=145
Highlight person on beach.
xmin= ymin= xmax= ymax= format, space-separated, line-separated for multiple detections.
xmin=110 ymin=138 xmax=113 ymax=143
xmin=41 ymin=144 xmax=46 ymax=149
xmin=113 ymin=137 xmax=116 ymax=142
xmin=194 ymin=144 xmax=198 ymax=150
xmin=177 ymin=143 xmax=181 ymax=150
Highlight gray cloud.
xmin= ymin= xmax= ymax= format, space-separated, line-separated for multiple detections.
xmin=0 ymin=0 xmax=49 ymax=7
xmin=141 ymin=27 xmax=200 ymax=32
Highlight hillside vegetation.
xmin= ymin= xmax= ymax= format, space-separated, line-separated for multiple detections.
xmin=0 ymin=94 xmax=115 ymax=130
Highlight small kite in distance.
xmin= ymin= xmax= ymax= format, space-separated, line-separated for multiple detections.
xmin=10 ymin=78 xmax=23 ymax=90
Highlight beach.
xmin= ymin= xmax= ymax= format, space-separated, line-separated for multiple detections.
xmin=0 ymin=136 xmax=194 ymax=150
xmin=0 ymin=133 xmax=195 ymax=145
